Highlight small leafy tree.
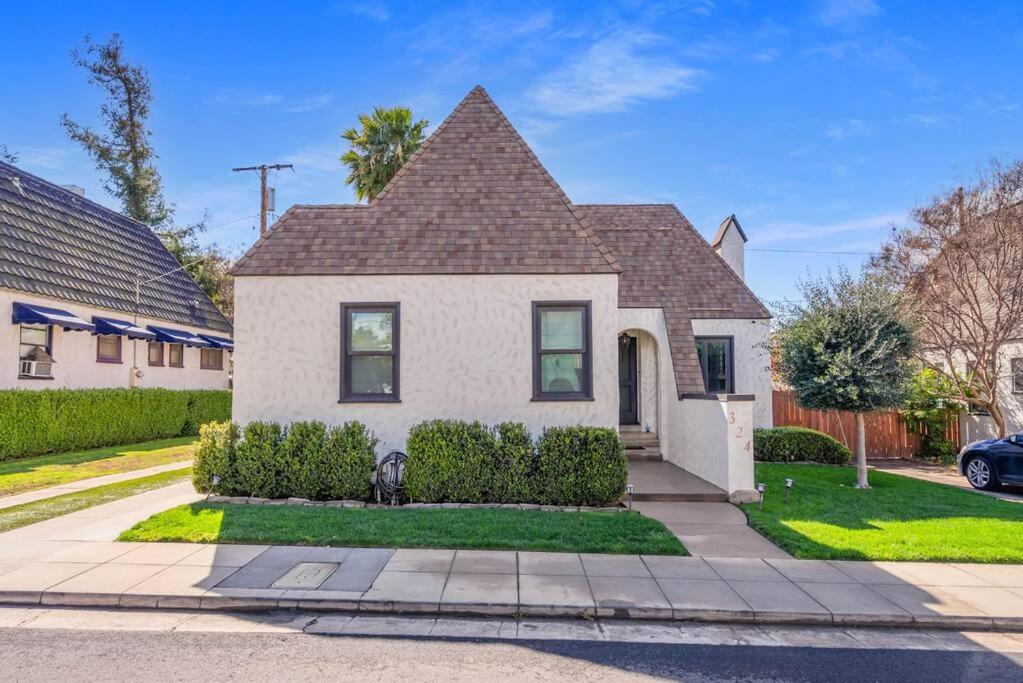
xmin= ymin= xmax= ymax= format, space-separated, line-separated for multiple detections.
xmin=0 ymin=144 xmax=17 ymax=164
xmin=61 ymin=34 xmax=170 ymax=227
xmin=341 ymin=106 xmax=428 ymax=201
xmin=899 ymin=368 xmax=963 ymax=463
xmin=775 ymin=270 xmax=916 ymax=488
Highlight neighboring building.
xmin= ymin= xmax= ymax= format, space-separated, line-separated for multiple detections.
xmin=0 ymin=161 xmax=233 ymax=390
xmin=959 ymin=342 xmax=1023 ymax=444
xmin=231 ymin=87 xmax=771 ymax=496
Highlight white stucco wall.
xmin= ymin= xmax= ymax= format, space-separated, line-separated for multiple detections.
xmin=233 ymin=274 xmax=620 ymax=456
xmin=637 ymin=332 xmax=659 ymax=434
xmin=714 ymin=226 xmax=745 ymax=280
xmin=618 ymin=307 xmax=760 ymax=494
xmin=690 ymin=318 xmax=773 ymax=429
xmin=1 ymin=289 xmax=230 ymax=390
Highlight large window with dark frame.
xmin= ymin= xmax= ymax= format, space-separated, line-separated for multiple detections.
xmin=695 ymin=336 xmax=734 ymax=393
xmin=96 ymin=335 xmax=122 ymax=363
xmin=1012 ymin=357 xmax=1023 ymax=394
xmin=341 ymin=303 xmax=399 ymax=402
xmin=200 ymin=348 xmax=224 ymax=370
xmin=18 ymin=324 xmax=53 ymax=378
xmin=532 ymin=301 xmax=592 ymax=400
xmin=148 ymin=342 xmax=164 ymax=366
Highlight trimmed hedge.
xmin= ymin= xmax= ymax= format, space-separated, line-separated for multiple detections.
xmin=404 ymin=419 xmax=627 ymax=506
xmin=0 ymin=389 xmax=232 ymax=460
xmin=195 ymin=420 xmax=377 ymax=501
xmin=753 ymin=427 xmax=851 ymax=465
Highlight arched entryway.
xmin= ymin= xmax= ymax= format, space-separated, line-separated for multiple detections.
xmin=617 ymin=328 xmax=659 ymax=433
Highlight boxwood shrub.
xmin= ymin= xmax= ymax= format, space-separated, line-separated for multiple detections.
xmin=196 ymin=419 xmax=377 ymax=501
xmin=753 ymin=426 xmax=852 ymax=465
xmin=534 ymin=426 xmax=627 ymax=506
xmin=404 ymin=420 xmax=627 ymax=506
xmin=0 ymin=388 xmax=231 ymax=460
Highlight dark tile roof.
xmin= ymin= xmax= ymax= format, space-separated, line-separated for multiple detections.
xmin=232 ymin=87 xmax=619 ymax=276
xmin=0 ymin=161 xmax=231 ymax=333
xmin=577 ymin=204 xmax=770 ymax=395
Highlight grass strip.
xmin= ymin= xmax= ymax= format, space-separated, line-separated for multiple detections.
xmin=120 ymin=503 xmax=686 ymax=556
xmin=742 ymin=462 xmax=1023 ymax=563
xmin=0 ymin=467 xmax=192 ymax=534
xmin=0 ymin=437 xmax=196 ymax=497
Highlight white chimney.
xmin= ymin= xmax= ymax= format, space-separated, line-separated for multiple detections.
xmin=711 ymin=214 xmax=747 ymax=280
xmin=60 ymin=184 xmax=86 ymax=197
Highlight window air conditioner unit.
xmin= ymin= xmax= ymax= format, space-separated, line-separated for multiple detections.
xmin=20 ymin=360 xmax=53 ymax=378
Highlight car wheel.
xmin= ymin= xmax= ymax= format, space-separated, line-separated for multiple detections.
xmin=965 ymin=455 xmax=1001 ymax=491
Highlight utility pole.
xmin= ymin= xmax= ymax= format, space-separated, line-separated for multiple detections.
xmin=231 ymin=163 xmax=294 ymax=235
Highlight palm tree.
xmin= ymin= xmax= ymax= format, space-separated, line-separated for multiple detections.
xmin=341 ymin=106 xmax=428 ymax=201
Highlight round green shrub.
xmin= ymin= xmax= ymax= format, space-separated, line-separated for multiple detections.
xmin=404 ymin=419 xmax=496 ymax=503
xmin=192 ymin=420 xmax=241 ymax=494
xmin=310 ymin=422 xmax=378 ymax=501
xmin=234 ymin=421 xmax=287 ymax=498
xmin=534 ymin=426 xmax=627 ymax=506
xmin=753 ymin=427 xmax=851 ymax=465
xmin=490 ymin=422 xmax=536 ymax=503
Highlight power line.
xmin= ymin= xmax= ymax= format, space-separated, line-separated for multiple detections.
xmin=748 ymin=246 xmax=875 ymax=254
xmin=231 ymin=163 xmax=294 ymax=235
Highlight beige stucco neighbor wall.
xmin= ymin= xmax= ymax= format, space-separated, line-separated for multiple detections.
xmin=690 ymin=318 xmax=773 ymax=429
xmin=233 ymin=274 xmax=620 ymax=456
xmin=1 ymin=289 xmax=230 ymax=390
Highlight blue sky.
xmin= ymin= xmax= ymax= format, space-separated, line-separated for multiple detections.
xmin=2 ymin=1 xmax=1021 ymax=307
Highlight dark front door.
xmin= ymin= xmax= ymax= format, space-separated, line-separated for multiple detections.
xmin=619 ymin=335 xmax=638 ymax=424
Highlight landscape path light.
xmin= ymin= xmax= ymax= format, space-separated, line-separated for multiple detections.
xmin=785 ymin=478 xmax=793 ymax=502
xmin=626 ymin=484 xmax=635 ymax=511
xmin=756 ymin=482 xmax=766 ymax=511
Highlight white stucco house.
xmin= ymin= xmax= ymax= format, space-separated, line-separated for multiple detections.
xmin=231 ymin=86 xmax=772 ymax=497
xmin=0 ymin=162 xmax=233 ymax=390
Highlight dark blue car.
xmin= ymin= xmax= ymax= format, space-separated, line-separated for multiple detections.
xmin=957 ymin=434 xmax=1023 ymax=490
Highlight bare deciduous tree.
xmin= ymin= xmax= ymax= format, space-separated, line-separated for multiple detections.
xmin=872 ymin=159 xmax=1023 ymax=436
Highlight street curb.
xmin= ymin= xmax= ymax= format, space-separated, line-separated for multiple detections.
xmin=2 ymin=591 xmax=1020 ymax=632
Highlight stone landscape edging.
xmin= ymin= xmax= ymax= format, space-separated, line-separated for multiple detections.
xmin=205 ymin=496 xmax=627 ymax=513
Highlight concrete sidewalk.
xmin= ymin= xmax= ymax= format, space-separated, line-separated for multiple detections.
xmin=2 ymin=539 xmax=1023 ymax=630
xmin=633 ymin=501 xmax=790 ymax=559
xmin=0 ymin=461 xmax=192 ymax=511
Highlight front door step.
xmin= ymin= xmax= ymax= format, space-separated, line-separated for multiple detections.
xmin=627 ymin=461 xmax=728 ymax=502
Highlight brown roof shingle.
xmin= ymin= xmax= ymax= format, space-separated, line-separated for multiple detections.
xmin=232 ymin=87 xmax=618 ymax=276
xmin=577 ymin=204 xmax=770 ymax=395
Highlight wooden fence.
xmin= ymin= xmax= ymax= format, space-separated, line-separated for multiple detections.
xmin=772 ymin=390 xmax=960 ymax=459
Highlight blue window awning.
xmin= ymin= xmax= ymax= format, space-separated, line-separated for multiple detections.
xmin=12 ymin=302 xmax=94 ymax=332
xmin=199 ymin=334 xmax=234 ymax=351
xmin=92 ymin=317 xmax=156 ymax=341
xmin=147 ymin=325 xmax=211 ymax=348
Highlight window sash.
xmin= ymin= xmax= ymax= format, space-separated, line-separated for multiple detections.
xmin=532 ymin=302 xmax=592 ymax=400
xmin=695 ymin=337 xmax=734 ymax=394
xmin=201 ymin=348 xmax=224 ymax=370
xmin=341 ymin=303 xmax=400 ymax=402
xmin=96 ymin=335 xmax=121 ymax=363
xmin=148 ymin=342 xmax=164 ymax=366
xmin=169 ymin=343 xmax=184 ymax=368
xmin=19 ymin=324 xmax=50 ymax=360
xmin=1012 ymin=357 xmax=1023 ymax=394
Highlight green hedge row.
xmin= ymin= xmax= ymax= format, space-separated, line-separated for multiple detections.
xmin=194 ymin=420 xmax=377 ymax=501
xmin=753 ymin=426 xmax=852 ymax=465
xmin=404 ymin=420 xmax=627 ymax=506
xmin=0 ymin=389 xmax=232 ymax=460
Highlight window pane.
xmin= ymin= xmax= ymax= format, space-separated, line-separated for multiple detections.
xmin=20 ymin=325 xmax=47 ymax=346
xmin=540 ymin=309 xmax=583 ymax=350
xmin=350 ymin=355 xmax=394 ymax=395
xmin=350 ymin=311 xmax=393 ymax=352
xmin=540 ymin=353 xmax=583 ymax=392
xmin=169 ymin=344 xmax=183 ymax=365
xmin=1013 ymin=357 xmax=1023 ymax=393
xmin=148 ymin=343 xmax=162 ymax=364
xmin=98 ymin=335 xmax=119 ymax=360
xmin=704 ymin=340 xmax=729 ymax=392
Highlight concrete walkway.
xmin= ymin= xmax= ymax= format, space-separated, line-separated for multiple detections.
xmin=0 ymin=461 xmax=193 ymax=511
xmin=872 ymin=459 xmax=1023 ymax=503
xmin=634 ymin=501 xmax=790 ymax=559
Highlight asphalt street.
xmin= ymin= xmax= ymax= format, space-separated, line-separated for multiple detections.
xmin=2 ymin=628 xmax=1021 ymax=682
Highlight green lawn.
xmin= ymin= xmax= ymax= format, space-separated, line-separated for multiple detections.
xmin=743 ymin=462 xmax=1023 ymax=563
xmin=0 ymin=467 xmax=192 ymax=534
xmin=119 ymin=503 xmax=686 ymax=555
xmin=0 ymin=437 xmax=196 ymax=498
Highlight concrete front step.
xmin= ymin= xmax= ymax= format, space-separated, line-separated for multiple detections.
xmin=626 ymin=451 xmax=663 ymax=462
xmin=627 ymin=461 xmax=729 ymax=502
xmin=632 ymin=491 xmax=728 ymax=502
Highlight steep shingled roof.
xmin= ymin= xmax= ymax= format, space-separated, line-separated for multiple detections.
xmin=232 ymin=87 xmax=619 ymax=276
xmin=0 ymin=161 xmax=231 ymax=333
xmin=577 ymin=204 xmax=770 ymax=394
